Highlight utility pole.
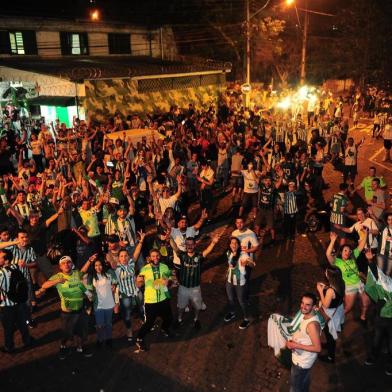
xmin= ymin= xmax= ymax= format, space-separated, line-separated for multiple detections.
xmin=244 ymin=0 xmax=251 ymax=107
xmin=299 ymin=0 xmax=309 ymax=85
xmin=160 ymin=27 xmax=164 ymax=60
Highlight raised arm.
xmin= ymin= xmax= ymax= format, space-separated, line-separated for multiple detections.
xmin=80 ymin=253 xmax=98 ymax=274
xmin=132 ymin=231 xmax=145 ymax=262
xmin=193 ymin=209 xmax=208 ymax=231
xmin=326 ymin=232 xmax=337 ymax=264
xmin=202 ymin=234 xmax=220 ymax=258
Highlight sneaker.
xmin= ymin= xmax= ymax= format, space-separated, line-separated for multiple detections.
xmin=201 ymin=302 xmax=207 ymax=311
xmin=26 ymin=319 xmax=37 ymax=329
xmin=224 ymin=312 xmax=236 ymax=323
xmin=76 ymin=347 xmax=93 ymax=358
xmin=59 ymin=346 xmax=68 ymax=360
xmin=239 ymin=319 xmax=250 ymax=330
xmin=364 ymin=358 xmax=375 ymax=366
xmin=385 ymin=365 xmax=392 ymax=376
xmin=194 ymin=320 xmax=201 ymax=330
xmin=135 ymin=339 xmax=146 ymax=352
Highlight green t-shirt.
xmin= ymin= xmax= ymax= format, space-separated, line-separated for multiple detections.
xmin=139 ymin=263 xmax=171 ymax=304
xmin=335 ymin=248 xmax=360 ymax=286
xmin=49 ymin=270 xmax=87 ymax=312
xmin=79 ymin=207 xmax=100 ymax=238
xmin=360 ymin=176 xmax=386 ymax=201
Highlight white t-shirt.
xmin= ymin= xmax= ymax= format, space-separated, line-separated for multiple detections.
xmin=159 ymin=194 xmax=178 ymax=214
xmin=231 ymin=228 xmax=259 ymax=260
xmin=241 ymin=170 xmax=260 ymax=194
xmin=93 ymin=274 xmax=115 ymax=309
xmin=348 ymin=218 xmax=378 ymax=249
xmin=171 ymin=226 xmax=199 ymax=265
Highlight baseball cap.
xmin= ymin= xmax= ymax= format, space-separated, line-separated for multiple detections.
xmin=59 ymin=255 xmax=72 ymax=264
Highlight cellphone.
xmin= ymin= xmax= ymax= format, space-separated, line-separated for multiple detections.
xmin=106 ymin=161 xmax=114 ymax=167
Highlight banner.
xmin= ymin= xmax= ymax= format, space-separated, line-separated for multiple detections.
xmin=104 ymin=128 xmax=165 ymax=144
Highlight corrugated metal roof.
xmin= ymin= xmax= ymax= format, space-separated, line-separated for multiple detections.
xmin=0 ymin=56 xmax=231 ymax=82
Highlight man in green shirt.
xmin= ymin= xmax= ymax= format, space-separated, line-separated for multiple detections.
xmin=37 ymin=255 xmax=94 ymax=359
xmin=356 ymin=166 xmax=386 ymax=202
xmin=135 ymin=249 xmax=173 ymax=352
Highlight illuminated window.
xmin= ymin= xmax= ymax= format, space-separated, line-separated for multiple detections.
xmin=60 ymin=32 xmax=89 ymax=55
xmin=9 ymin=32 xmax=25 ymax=54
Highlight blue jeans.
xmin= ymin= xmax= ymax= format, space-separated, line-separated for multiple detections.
xmin=226 ymin=282 xmax=248 ymax=319
xmin=120 ymin=296 xmax=137 ymax=329
xmin=94 ymin=308 xmax=113 ymax=342
xmin=290 ymin=364 xmax=311 ymax=392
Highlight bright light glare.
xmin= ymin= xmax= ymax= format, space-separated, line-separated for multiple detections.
xmin=277 ymin=97 xmax=292 ymax=110
xmin=90 ymin=9 xmax=100 ymax=21
xmin=286 ymin=0 xmax=295 ymax=5
xmin=298 ymin=85 xmax=309 ymax=101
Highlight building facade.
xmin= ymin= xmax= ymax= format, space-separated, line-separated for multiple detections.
xmin=0 ymin=17 xmax=230 ymax=123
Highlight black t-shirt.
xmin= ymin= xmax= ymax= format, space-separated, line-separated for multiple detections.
xmin=23 ymin=221 xmax=47 ymax=255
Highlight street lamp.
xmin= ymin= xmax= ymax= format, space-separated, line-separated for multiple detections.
xmin=286 ymin=0 xmax=308 ymax=85
xmin=90 ymin=9 xmax=100 ymax=21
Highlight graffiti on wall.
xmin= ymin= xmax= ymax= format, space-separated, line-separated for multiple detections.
xmin=84 ymin=78 xmax=225 ymax=120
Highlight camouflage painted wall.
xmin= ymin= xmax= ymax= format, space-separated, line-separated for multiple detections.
xmin=84 ymin=77 xmax=225 ymax=120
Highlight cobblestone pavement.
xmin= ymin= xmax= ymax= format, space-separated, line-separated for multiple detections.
xmin=2 ymin=119 xmax=392 ymax=392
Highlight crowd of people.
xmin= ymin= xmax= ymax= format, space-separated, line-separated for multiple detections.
xmin=0 ymin=84 xmax=392 ymax=391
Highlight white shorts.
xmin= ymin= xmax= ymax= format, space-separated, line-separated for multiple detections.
xmin=345 ymin=281 xmax=364 ymax=295
xmin=177 ymin=285 xmax=203 ymax=310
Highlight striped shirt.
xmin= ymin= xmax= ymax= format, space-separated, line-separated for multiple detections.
xmin=296 ymin=126 xmax=308 ymax=142
xmin=9 ymin=245 xmax=36 ymax=281
xmin=178 ymin=251 xmax=204 ymax=288
xmin=284 ymin=191 xmax=298 ymax=214
xmin=105 ymin=215 xmax=137 ymax=246
xmin=14 ymin=203 xmax=31 ymax=220
xmin=115 ymin=259 xmax=138 ymax=298
xmin=275 ymin=126 xmax=286 ymax=143
xmin=330 ymin=193 xmax=348 ymax=225
xmin=0 ymin=265 xmax=17 ymax=307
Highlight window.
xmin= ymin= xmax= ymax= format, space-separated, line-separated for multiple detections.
xmin=108 ymin=33 xmax=131 ymax=54
xmin=60 ymin=32 xmax=89 ymax=55
xmin=3 ymin=31 xmax=37 ymax=55
xmin=10 ymin=31 xmax=25 ymax=54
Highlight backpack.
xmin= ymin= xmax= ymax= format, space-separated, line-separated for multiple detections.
xmin=6 ymin=267 xmax=29 ymax=304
